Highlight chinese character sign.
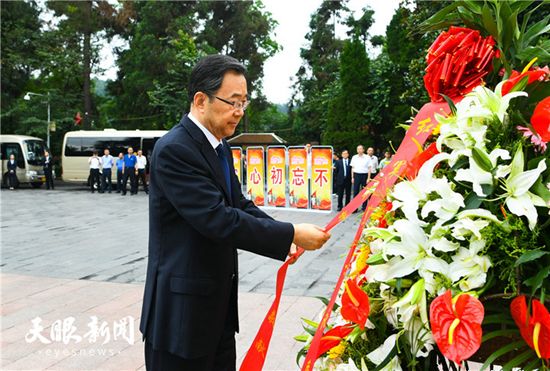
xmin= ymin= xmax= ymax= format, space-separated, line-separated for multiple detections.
xmin=231 ymin=147 xmax=243 ymax=184
xmin=266 ymin=147 xmax=286 ymax=207
xmin=310 ymin=147 xmax=333 ymax=210
xmin=288 ymin=148 xmax=308 ymax=209
xmin=246 ymin=147 xmax=265 ymax=206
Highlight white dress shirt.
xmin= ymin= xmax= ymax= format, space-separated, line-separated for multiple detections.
xmin=136 ymin=155 xmax=147 ymax=169
xmin=89 ymin=156 xmax=101 ymax=169
xmin=350 ymin=154 xmax=369 ymax=174
xmin=188 ymin=112 xmax=222 ymax=150
xmin=367 ymin=155 xmax=379 ymax=174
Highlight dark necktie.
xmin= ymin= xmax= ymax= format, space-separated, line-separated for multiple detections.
xmin=216 ymin=144 xmax=232 ymax=195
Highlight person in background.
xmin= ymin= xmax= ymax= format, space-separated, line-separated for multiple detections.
xmin=88 ymin=150 xmax=101 ymax=193
xmin=334 ymin=149 xmax=352 ymax=211
xmin=136 ymin=149 xmax=149 ymax=194
xmin=332 ymin=152 xmax=339 ymax=195
xmin=116 ymin=152 xmax=124 ymax=193
xmin=350 ymin=145 xmax=368 ymax=212
xmin=43 ymin=150 xmax=54 ymax=190
xmin=366 ymin=147 xmax=379 ymax=184
xmin=7 ymin=153 xmax=18 ymax=189
xmin=379 ymin=151 xmax=392 ymax=171
xmin=101 ymin=148 xmax=114 ymax=193
xmin=122 ymin=147 xmax=137 ymax=196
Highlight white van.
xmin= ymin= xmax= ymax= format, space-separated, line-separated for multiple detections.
xmin=0 ymin=135 xmax=48 ymax=188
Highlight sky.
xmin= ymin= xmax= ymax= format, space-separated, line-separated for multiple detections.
xmin=94 ymin=0 xmax=401 ymax=104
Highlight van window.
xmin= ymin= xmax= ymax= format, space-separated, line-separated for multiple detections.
xmin=1 ymin=142 xmax=25 ymax=168
xmin=65 ymin=137 xmax=141 ymax=157
xmin=24 ymin=140 xmax=46 ymax=165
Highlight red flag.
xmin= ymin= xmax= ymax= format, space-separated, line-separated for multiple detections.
xmin=74 ymin=112 xmax=82 ymax=126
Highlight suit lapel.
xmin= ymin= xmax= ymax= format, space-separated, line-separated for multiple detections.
xmin=181 ymin=115 xmax=232 ymax=204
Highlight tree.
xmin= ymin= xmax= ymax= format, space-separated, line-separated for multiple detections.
xmin=46 ymin=0 xmax=130 ymax=128
xmin=0 ymin=0 xmax=42 ymax=133
xmin=290 ymin=1 xmax=350 ymax=144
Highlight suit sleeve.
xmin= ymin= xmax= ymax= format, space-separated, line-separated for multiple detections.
xmin=156 ymin=142 xmax=293 ymax=261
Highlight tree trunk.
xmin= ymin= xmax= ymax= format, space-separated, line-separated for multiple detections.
xmin=82 ymin=0 xmax=92 ymax=129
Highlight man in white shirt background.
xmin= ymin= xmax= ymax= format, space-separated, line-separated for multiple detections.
xmin=366 ymin=147 xmax=379 ymax=184
xmin=88 ymin=150 xmax=101 ymax=193
xmin=350 ymin=144 xmax=369 ymax=211
xmin=101 ymin=148 xmax=114 ymax=193
xmin=136 ymin=149 xmax=149 ymax=194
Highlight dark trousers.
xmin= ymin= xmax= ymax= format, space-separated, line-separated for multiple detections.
xmin=144 ymin=326 xmax=236 ymax=371
xmin=353 ymin=173 xmax=368 ymax=210
xmin=337 ymin=178 xmax=352 ymax=209
xmin=136 ymin=169 xmax=149 ymax=193
xmin=90 ymin=169 xmax=100 ymax=192
xmin=8 ymin=171 xmax=18 ymax=188
xmin=117 ymin=169 xmax=123 ymax=192
xmin=122 ymin=169 xmax=136 ymax=194
xmin=44 ymin=168 xmax=54 ymax=189
xmin=102 ymin=169 xmax=112 ymax=192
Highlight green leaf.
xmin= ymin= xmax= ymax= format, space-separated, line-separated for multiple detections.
xmin=481 ymin=328 xmax=519 ymax=343
xmin=314 ymin=296 xmax=330 ymax=307
xmin=439 ymin=93 xmax=457 ymax=116
xmin=464 ymin=191 xmax=485 ymax=210
xmin=472 ymin=147 xmax=494 ymax=172
xmin=523 ymin=15 xmax=550 ymax=45
xmin=508 ymin=75 xmax=529 ymax=93
xmin=417 ymin=2 xmax=461 ymax=32
xmin=366 ymin=252 xmax=385 ymax=265
xmin=501 ymin=348 xmax=536 ymax=371
xmin=515 ymin=250 xmax=550 ymax=266
xmin=523 ymin=357 xmax=543 ymax=371
xmin=294 ymin=334 xmax=309 ymax=342
xmin=532 ymin=175 xmax=550 ymax=203
xmin=301 ymin=317 xmax=319 ymax=329
xmin=523 ymin=265 xmax=550 ymax=292
xmin=480 ymin=340 xmax=528 ymax=370
xmin=516 ymin=42 xmax=550 ymax=64
xmin=482 ymin=3 xmax=498 ymax=38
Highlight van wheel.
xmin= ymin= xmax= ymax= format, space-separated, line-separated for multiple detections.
xmin=31 ymin=182 xmax=43 ymax=188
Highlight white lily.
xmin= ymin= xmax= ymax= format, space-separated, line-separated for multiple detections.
xmin=365 ymin=220 xmax=449 ymax=291
xmin=450 ymin=208 xmax=500 ymax=240
xmin=366 ymin=334 xmax=403 ymax=371
xmin=404 ymin=315 xmax=434 ymax=358
xmin=455 ymin=148 xmax=511 ymax=197
xmin=502 ymin=145 xmax=547 ymax=230
xmin=471 ymin=82 xmax=528 ymax=124
xmin=449 ymin=238 xmax=492 ymax=291
xmin=421 ymin=177 xmax=465 ymax=225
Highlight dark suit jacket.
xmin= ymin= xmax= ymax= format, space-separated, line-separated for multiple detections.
xmin=334 ymin=158 xmax=352 ymax=186
xmin=43 ymin=156 xmax=53 ymax=171
xmin=140 ymin=114 xmax=294 ymax=359
xmin=7 ymin=160 xmax=17 ymax=173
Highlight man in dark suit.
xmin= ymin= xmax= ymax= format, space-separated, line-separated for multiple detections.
xmin=140 ymin=55 xmax=331 ymax=371
xmin=334 ymin=149 xmax=352 ymax=211
xmin=43 ymin=150 xmax=54 ymax=190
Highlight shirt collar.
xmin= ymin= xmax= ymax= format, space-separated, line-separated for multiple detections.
xmin=188 ymin=112 xmax=222 ymax=150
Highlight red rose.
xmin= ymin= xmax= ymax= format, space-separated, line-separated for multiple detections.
xmin=424 ymin=26 xmax=499 ymax=102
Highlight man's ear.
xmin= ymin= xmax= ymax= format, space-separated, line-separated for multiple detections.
xmin=193 ymin=92 xmax=208 ymax=112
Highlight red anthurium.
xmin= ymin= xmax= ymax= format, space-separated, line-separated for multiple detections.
xmin=510 ymin=295 xmax=550 ymax=360
xmin=405 ymin=142 xmax=440 ymax=180
xmin=501 ymin=65 xmax=549 ymax=96
xmin=531 ymin=96 xmax=550 ymax=142
xmin=341 ymin=279 xmax=370 ymax=329
xmin=430 ymin=290 xmax=484 ymax=365
xmin=315 ymin=324 xmax=353 ymax=360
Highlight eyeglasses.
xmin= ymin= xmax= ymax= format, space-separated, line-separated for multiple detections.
xmin=214 ymin=96 xmax=250 ymax=111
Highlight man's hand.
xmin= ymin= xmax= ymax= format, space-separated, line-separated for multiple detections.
xmin=292 ymin=224 xmax=331 ymax=251
xmin=287 ymin=243 xmax=298 ymax=264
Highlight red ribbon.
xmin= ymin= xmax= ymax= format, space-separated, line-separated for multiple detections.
xmin=240 ymin=101 xmax=451 ymax=371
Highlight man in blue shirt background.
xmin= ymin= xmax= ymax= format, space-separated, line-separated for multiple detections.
xmin=122 ymin=147 xmax=138 ymax=195
xmin=116 ymin=152 xmax=125 ymax=193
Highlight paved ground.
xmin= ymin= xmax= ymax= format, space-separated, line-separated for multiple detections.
xmin=1 ymin=182 xmax=363 ymax=370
